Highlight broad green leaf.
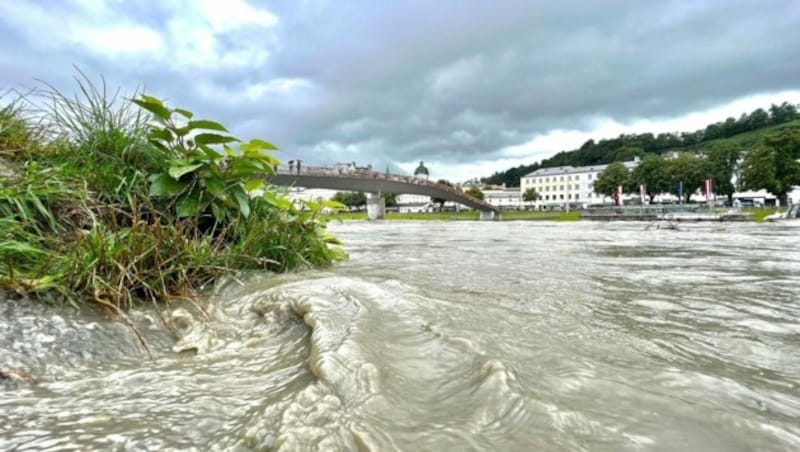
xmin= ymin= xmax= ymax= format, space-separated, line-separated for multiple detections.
xmin=260 ymin=153 xmax=280 ymax=168
xmin=276 ymin=196 xmax=293 ymax=210
xmin=194 ymin=133 xmax=239 ymax=146
xmin=211 ymin=201 xmax=226 ymax=222
xmin=149 ymin=173 xmax=189 ymax=196
xmin=232 ymin=186 xmax=250 ymax=218
xmin=322 ymin=200 xmax=346 ymax=210
xmin=203 ymin=174 xmax=226 ymax=197
xmin=188 ymin=120 xmax=229 ymax=132
xmin=261 ymin=191 xmax=280 ymax=207
xmin=244 ymin=178 xmax=264 ymax=192
xmin=241 ymin=138 xmax=279 ymax=152
xmin=175 ymin=190 xmax=202 ymax=217
xmin=197 ymin=144 xmax=222 ymax=161
xmin=173 ymin=108 xmax=194 ymax=119
xmin=322 ymin=233 xmax=343 ymax=245
xmin=132 ymin=96 xmax=170 ymax=121
xmin=229 ymin=157 xmax=260 ymax=177
xmin=168 ymin=162 xmax=204 ymax=179
xmin=223 ymin=145 xmax=237 ymax=157
xmin=304 ymin=200 xmax=320 ymax=213
xmin=174 ymin=125 xmax=191 ymax=137
xmin=148 ymin=129 xmax=173 ymax=142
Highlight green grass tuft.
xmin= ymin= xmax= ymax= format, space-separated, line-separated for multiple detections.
xmin=0 ymin=74 xmax=346 ymax=310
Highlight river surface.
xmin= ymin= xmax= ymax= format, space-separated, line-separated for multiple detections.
xmin=1 ymin=220 xmax=799 ymax=451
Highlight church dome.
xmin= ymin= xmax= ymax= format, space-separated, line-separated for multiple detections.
xmin=414 ymin=161 xmax=429 ymax=176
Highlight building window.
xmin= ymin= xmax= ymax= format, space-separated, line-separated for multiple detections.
xmin=560 ymin=194 xmax=564 ymax=200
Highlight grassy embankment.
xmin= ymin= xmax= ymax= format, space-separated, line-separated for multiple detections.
xmin=0 ymin=77 xmax=346 ymax=312
xmin=329 ymin=210 xmax=582 ymax=221
xmin=748 ymin=207 xmax=782 ymax=222
xmin=333 ymin=207 xmax=789 ymax=223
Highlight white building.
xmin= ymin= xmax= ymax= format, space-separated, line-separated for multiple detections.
xmin=396 ymin=161 xmax=434 ymax=212
xmin=483 ymin=188 xmax=522 ymax=210
xmin=396 ymin=193 xmax=432 ymax=213
xmin=283 ymin=187 xmax=338 ymax=204
xmin=520 ymin=159 xmax=640 ymax=209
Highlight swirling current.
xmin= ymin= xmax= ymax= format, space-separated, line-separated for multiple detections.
xmin=1 ymin=220 xmax=799 ymax=451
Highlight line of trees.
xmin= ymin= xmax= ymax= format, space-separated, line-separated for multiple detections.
xmin=331 ymin=191 xmax=397 ymax=210
xmin=483 ymin=102 xmax=800 ymax=187
xmin=592 ymin=128 xmax=800 ymax=205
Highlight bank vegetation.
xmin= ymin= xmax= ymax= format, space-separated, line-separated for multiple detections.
xmin=0 ymin=75 xmax=346 ymax=312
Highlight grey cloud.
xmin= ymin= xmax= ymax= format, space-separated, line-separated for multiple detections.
xmin=1 ymin=0 xmax=799 ymax=176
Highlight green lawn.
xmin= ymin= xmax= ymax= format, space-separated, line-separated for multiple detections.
xmin=326 ymin=210 xmax=582 ymax=221
xmin=748 ymin=207 xmax=783 ymax=222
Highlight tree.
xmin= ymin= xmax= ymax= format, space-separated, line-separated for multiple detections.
xmin=465 ymin=186 xmax=484 ymax=201
xmin=332 ymin=191 xmax=367 ymax=210
xmin=382 ymin=192 xmax=397 ymax=207
xmin=748 ymin=108 xmax=769 ymax=129
xmin=666 ymin=153 xmax=711 ymax=203
xmin=431 ymin=179 xmax=452 ymax=211
xmin=611 ymin=145 xmax=644 ymax=162
xmin=629 ymin=155 xmax=669 ymax=203
xmin=707 ymin=143 xmax=741 ymax=204
xmin=741 ymin=129 xmax=800 ymax=205
xmin=593 ymin=162 xmax=630 ymax=202
xmin=522 ymin=187 xmax=540 ymax=206
xmin=522 ymin=187 xmax=540 ymax=210
xmin=769 ymin=102 xmax=799 ymax=125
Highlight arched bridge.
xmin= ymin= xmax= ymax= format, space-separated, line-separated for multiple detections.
xmin=265 ymin=165 xmax=497 ymax=219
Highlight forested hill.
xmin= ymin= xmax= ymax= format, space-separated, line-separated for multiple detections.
xmin=482 ymin=102 xmax=800 ymax=187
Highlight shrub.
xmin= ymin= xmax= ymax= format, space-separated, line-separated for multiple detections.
xmin=0 ymin=76 xmax=346 ymax=310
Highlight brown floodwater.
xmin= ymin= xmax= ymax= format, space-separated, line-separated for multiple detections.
xmin=1 ymin=220 xmax=799 ymax=451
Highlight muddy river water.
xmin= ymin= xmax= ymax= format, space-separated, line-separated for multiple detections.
xmin=1 ymin=221 xmax=799 ymax=451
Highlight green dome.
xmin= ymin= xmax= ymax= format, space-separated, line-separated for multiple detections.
xmin=414 ymin=161 xmax=429 ymax=176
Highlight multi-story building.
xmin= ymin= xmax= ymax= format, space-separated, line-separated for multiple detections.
xmin=483 ymin=187 xmax=522 ymax=210
xmin=520 ymin=158 xmax=640 ymax=209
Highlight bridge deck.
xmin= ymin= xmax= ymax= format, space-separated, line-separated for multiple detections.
xmin=265 ymin=167 xmax=497 ymax=212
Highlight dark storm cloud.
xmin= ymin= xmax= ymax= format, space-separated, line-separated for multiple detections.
xmin=262 ymin=0 xmax=800 ymax=168
xmin=1 ymin=0 xmax=799 ymax=176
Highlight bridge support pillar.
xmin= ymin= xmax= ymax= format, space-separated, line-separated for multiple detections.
xmin=366 ymin=192 xmax=385 ymax=220
xmin=479 ymin=210 xmax=496 ymax=221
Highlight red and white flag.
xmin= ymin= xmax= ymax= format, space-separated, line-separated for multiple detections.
xmin=704 ymin=178 xmax=713 ymax=201
xmin=640 ymin=184 xmax=647 ymax=204
xmin=615 ymin=185 xmax=623 ymax=206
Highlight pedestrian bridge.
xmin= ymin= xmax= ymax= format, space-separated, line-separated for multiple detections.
xmin=265 ymin=165 xmax=497 ymax=219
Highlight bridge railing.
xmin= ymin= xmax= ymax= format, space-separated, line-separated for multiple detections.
xmin=274 ymin=165 xmax=491 ymax=208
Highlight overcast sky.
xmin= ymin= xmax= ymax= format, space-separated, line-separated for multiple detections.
xmin=2 ymin=0 xmax=799 ymax=181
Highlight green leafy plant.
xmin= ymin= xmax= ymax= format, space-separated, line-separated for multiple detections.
xmin=132 ymin=95 xmax=280 ymax=222
xmin=0 ymin=79 xmax=346 ymax=314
